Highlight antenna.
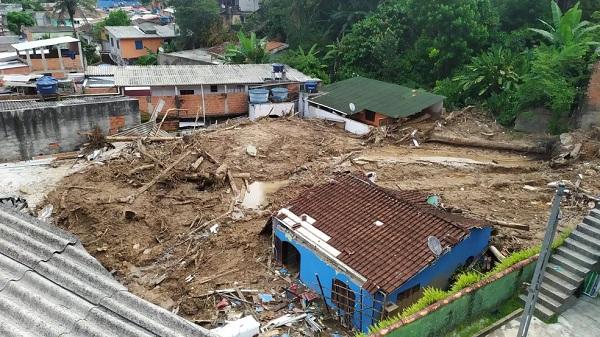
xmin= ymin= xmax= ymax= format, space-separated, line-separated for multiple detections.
xmin=427 ymin=236 xmax=443 ymax=256
xmin=349 ymin=102 xmax=356 ymax=112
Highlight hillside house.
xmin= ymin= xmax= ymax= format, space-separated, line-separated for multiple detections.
xmin=23 ymin=26 xmax=74 ymax=41
xmin=306 ymin=77 xmax=445 ymax=135
xmin=271 ymin=174 xmax=491 ymax=332
xmin=83 ymin=64 xmax=317 ymax=128
xmin=11 ymin=36 xmax=85 ymax=78
xmin=104 ymin=24 xmax=177 ymax=65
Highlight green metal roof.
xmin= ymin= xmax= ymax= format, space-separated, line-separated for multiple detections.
xmin=310 ymin=77 xmax=444 ymax=118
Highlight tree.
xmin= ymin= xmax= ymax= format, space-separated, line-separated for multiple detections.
xmin=136 ymin=49 xmax=159 ymax=65
xmin=7 ymin=12 xmax=34 ymax=35
xmin=81 ymin=39 xmax=100 ymax=65
xmin=53 ymin=0 xmax=96 ymax=31
xmin=171 ymin=0 xmax=222 ymax=48
xmin=492 ymin=0 xmax=550 ymax=31
xmin=530 ymin=1 xmax=600 ymax=47
xmin=223 ymin=31 xmax=269 ymax=64
xmin=282 ymin=44 xmax=329 ymax=82
xmin=93 ymin=9 xmax=131 ymax=40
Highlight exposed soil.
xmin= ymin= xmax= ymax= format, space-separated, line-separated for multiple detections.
xmin=46 ymin=112 xmax=600 ymax=333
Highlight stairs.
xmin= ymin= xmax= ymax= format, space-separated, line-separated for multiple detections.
xmin=520 ymin=207 xmax=600 ymax=321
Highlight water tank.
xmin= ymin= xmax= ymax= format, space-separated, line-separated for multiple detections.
xmin=36 ymin=76 xmax=58 ymax=95
xmin=305 ymin=81 xmax=318 ymax=92
xmin=271 ymin=87 xmax=289 ymax=102
xmin=248 ymin=88 xmax=269 ymax=104
xmin=272 ymin=63 xmax=285 ymax=73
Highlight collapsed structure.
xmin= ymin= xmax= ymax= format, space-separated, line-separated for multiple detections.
xmin=272 ymin=174 xmax=491 ymax=332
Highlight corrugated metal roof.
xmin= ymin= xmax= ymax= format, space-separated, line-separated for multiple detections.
xmin=279 ymin=174 xmax=486 ymax=293
xmin=105 ymin=64 xmax=316 ymax=87
xmin=86 ymin=65 xmax=119 ymax=76
xmin=310 ymin=77 xmax=445 ymax=119
xmin=0 ymin=205 xmax=215 ymax=337
xmin=106 ymin=25 xmax=177 ymax=39
xmin=0 ymin=96 xmax=135 ymax=112
xmin=11 ymin=36 xmax=79 ymax=51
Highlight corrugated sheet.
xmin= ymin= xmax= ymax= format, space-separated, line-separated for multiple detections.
xmin=11 ymin=36 xmax=79 ymax=51
xmin=282 ymin=174 xmax=485 ymax=293
xmin=309 ymin=77 xmax=445 ymax=118
xmin=105 ymin=25 xmax=176 ymax=39
xmin=86 ymin=66 xmax=119 ymax=77
xmin=0 ymin=96 xmax=135 ymax=112
xmin=0 ymin=206 xmax=215 ymax=337
xmin=105 ymin=64 xmax=316 ymax=87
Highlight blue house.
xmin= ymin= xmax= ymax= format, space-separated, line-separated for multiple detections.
xmin=272 ymin=174 xmax=491 ymax=333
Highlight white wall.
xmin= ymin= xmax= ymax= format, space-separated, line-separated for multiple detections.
xmin=249 ymin=102 xmax=295 ymax=120
xmin=306 ymin=104 xmax=371 ymax=135
xmin=239 ymin=0 xmax=260 ymax=12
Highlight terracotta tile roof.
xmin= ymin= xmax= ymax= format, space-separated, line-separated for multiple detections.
xmin=282 ymin=174 xmax=487 ymax=293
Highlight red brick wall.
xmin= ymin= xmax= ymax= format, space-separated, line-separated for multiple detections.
xmin=0 ymin=66 xmax=30 ymax=75
xmin=109 ymin=115 xmax=125 ymax=134
xmin=580 ymin=61 xmax=600 ymax=128
xmin=84 ymin=87 xmax=119 ymax=94
xmin=135 ymin=93 xmax=249 ymax=118
xmin=353 ymin=111 xmax=393 ymax=127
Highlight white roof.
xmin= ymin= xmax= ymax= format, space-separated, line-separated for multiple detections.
xmin=87 ymin=64 xmax=318 ymax=87
xmin=11 ymin=36 xmax=79 ymax=51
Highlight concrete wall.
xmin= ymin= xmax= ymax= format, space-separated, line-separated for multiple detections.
xmin=579 ymin=61 xmax=600 ymax=129
xmin=0 ymin=98 xmax=140 ymax=162
xmin=306 ymin=105 xmax=371 ymax=135
xmin=372 ymin=257 xmax=537 ymax=337
xmin=249 ymin=102 xmax=295 ymax=120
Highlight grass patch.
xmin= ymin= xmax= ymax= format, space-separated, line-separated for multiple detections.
xmin=444 ymin=295 xmax=522 ymax=337
xmin=359 ymin=229 xmax=573 ymax=336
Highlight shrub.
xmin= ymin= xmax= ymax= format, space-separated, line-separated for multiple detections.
xmin=450 ymin=272 xmax=484 ymax=293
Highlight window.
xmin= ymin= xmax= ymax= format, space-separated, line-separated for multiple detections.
xmin=116 ymin=40 xmax=120 ymax=49
xmin=332 ymin=279 xmax=356 ymax=315
xmin=110 ymin=38 xmax=114 ymax=47
xmin=210 ymin=85 xmax=218 ymax=93
xmin=180 ymin=89 xmax=194 ymax=95
xmin=364 ymin=110 xmax=376 ymax=122
xmin=396 ymin=284 xmax=421 ymax=310
xmin=135 ymin=40 xmax=143 ymax=50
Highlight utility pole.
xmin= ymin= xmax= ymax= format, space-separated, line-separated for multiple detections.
xmin=517 ymin=183 xmax=565 ymax=337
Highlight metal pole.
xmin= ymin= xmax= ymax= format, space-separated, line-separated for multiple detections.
xmin=517 ymin=184 xmax=565 ymax=337
xmin=315 ymin=273 xmax=331 ymax=315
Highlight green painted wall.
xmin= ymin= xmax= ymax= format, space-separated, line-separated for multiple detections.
xmin=384 ymin=262 xmax=535 ymax=337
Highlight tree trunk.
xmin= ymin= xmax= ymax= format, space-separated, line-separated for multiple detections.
xmin=427 ymin=134 xmax=552 ymax=154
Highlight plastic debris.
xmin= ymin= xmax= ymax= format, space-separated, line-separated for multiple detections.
xmin=212 ymin=316 xmax=260 ymax=337
xmin=210 ymin=224 xmax=220 ymax=234
xmin=259 ymin=293 xmax=274 ymax=303
xmin=246 ymin=145 xmax=258 ymax=157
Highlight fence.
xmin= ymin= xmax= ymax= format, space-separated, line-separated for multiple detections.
xmin=370 ymin=256 xmax=537 ymax=337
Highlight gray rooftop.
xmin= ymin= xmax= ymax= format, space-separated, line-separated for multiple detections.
xmin=0 ymin=205 xmax=215 ymax=337
xmin=86 ymin=64 xmax=317 ymax=87
xmin=105 ymin=24 xmax=177 ymax=39
xmin=0 ymin=96 xmax=136 ymax=112
xmin=26 ymin=26 xmax=75 ymax=33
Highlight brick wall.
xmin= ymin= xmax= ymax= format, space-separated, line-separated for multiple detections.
xmin=353 ymin=111 xmax=393 ymax=127
xmin=579 ymin=61 xmax=600 ymax=129
xmin=0 ymin=66 xmax=30 ymax=75
xmin=135 ymin=92 xmax=249 ymax=118
xmin=27 ymin=56 xmax=83 ymax=72
xmin=84 ymin=87 xmax=119 ymax=94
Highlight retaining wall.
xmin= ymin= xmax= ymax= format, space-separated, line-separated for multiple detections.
xmin=0 ymin=97 xmax=140 ymax=162
xmin=371 ymin=257 xmax=537 ymax=337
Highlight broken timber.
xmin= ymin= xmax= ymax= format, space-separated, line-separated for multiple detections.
xmin=427 ymin=134 xmax=551 ymax=154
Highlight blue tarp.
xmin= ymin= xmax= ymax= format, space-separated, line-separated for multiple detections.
xmin=97 ymin=0 xmax=140 ymax=9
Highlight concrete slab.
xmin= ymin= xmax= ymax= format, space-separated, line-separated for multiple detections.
xmin=486 ymin=296 xmax=600 ymax=337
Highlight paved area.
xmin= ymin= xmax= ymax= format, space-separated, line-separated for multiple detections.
xmin=487 ymin=296 xmax=600 ymax=337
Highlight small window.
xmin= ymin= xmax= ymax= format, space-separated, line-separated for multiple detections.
xmin=116 ymin=40 xmax=120 ymax=49
xmin=135 ymin=40 xmax=143 ymax=50
xmin=110 ymin=38 xmax=114 ymax=47
xmin=365 ymin=110 xmax=376 ymax=122
xmin=210 ymin=85 xmax=218 ymax=93
xmin=180 ymin=89 xmax=194 ymax=95
xmin=332 ymin=279 xmax=356 ymax=315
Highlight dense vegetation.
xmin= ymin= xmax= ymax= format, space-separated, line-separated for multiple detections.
xmin=242 ymin=0 xmax=600 ymax=133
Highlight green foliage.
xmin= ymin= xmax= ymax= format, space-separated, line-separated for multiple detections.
xmin=223 ymin=31 xmax=269 ymax=64
xmin=93 ymin=9 xmax=131 ymax=40
xmin=81 ymin=39 xmax=100 ymax=65
xmin=449 ymin=272 xmax=484 ymax=293
xmin=3 ymin=0 xmax=43 ymax=11
xmin=53 ymin=0 xmax=96 ymax=28
xmin=282 ymin=44 xmax=329 ymax=82
xmin=493 ymin=0 xmax=551 ymax=31
xmin=6 ymin=12 xmax=35 ymax=35
xmin=335 ymin=0 xmax=499 ymax=87
xmin=171 ymin=0 xmax=222 ymax=48
xmin=454 ymin=47 xmax=524 ymax=99
xmin=135 ymin=49 xmax=158 ymax=65
xmin=530 ymin=1 xmax=600 ymax=47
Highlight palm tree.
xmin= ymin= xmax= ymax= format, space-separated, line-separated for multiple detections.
xmin=53 ymin=0 xmax=96 ymax=31
xmin=223 ymin=31 xmax=269 ymax=64
xmin=530 ymin=1 xmax=600 ymax=47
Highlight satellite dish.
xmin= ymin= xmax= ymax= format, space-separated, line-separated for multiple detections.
xmin=349 ymin=102 xmax=356 ymax=112
xmin=427 ymin=236 xmax=443 ymax=256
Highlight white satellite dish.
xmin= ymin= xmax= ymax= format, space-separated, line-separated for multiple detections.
xmin=349 ymin=102 xmax=356 ymax=112
xmin=427 ymin=236 xmax=443 ymax=256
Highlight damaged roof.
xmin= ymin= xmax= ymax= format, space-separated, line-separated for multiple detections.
xmin=0 ymin=206 xmax=215 ymax=337
xmin=277 ymin=174 xmax=486 ymax=293
xmin=309 ymin=76 xmax=444 ymax=118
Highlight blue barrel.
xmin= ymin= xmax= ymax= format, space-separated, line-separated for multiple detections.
xmin=36 ymin=76 xmax=58 ymax=95
xmin=248 ymin=88 xmax=269 ymax=104
xmin=305 ymin=81 xmax=318 ymax=92
xmin=271 ymin=87 xmax=289 ymax=102
xmin=272 ymin=63 xmax=285 ymax=73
